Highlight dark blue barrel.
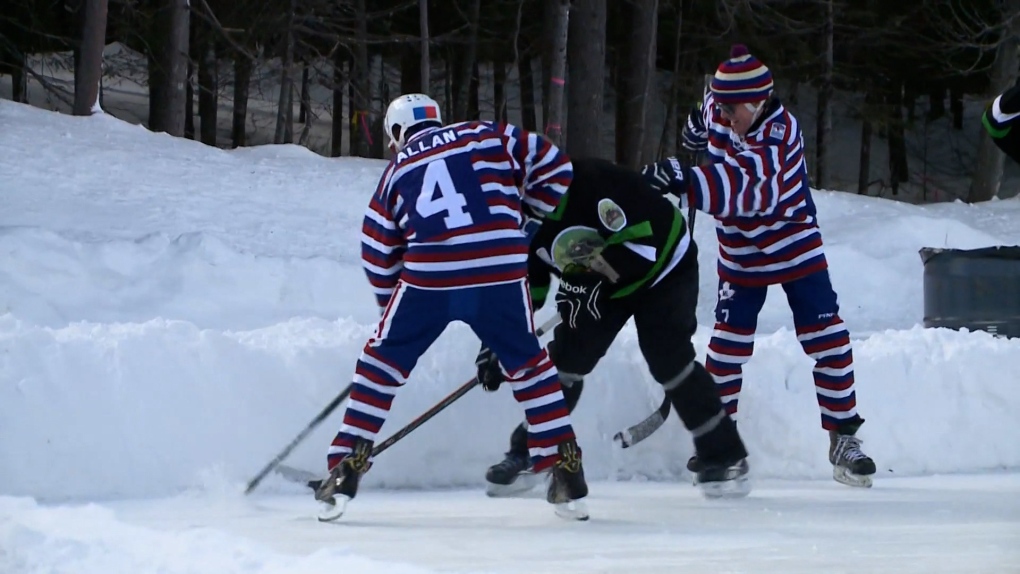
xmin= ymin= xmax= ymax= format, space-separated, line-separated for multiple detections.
xmin=920 ymin=246 xmax=1020 ymax=338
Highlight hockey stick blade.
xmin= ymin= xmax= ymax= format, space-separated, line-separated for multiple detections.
xmin=274 ymin=464 xmax=324 ymax=491
xmin=613 ymin=397 xmax=672 ymax=448
xmin=244 ymin=384 xmax=352 ymax=495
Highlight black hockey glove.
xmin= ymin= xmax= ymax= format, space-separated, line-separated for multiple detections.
xmin=475 ymin=344 xmax=504 ymax=392
xmin=555 ymin=270 xmax=607 ymax=330
xmin=640 ymin=157 xmax=688 ymax=196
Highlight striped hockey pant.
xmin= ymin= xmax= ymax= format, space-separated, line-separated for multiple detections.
xmin=705 ymin=270 xmax=861 ymax=430
xmin=328 ymin=279 xmax=576 ymax=473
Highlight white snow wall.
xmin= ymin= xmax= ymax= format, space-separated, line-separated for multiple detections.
xmin=3 ymin=314 xmax=1020 ymax=500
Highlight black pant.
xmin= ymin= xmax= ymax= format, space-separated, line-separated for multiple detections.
xmin=505 ymin=245 xmax=747 ymax=466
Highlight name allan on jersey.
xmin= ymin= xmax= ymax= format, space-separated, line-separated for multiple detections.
xmin=395 ymin=129 xmax=458 ymax=162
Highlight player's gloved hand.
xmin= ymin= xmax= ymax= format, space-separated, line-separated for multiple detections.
xmin=640 ymin=157 xmax=687 ymax=196
xmin=475 ymin=344 xmax=504 ymax=392
xmin=555 ymin=270 xmax=607 ymax=330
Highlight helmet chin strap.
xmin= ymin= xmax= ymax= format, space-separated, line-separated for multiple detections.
xmin=744 ymin=100 xmax=767 ymax=123
xmin=389 ymin=125 xmax=409 ymax=153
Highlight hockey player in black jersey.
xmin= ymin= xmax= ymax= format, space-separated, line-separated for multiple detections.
xmin=476 ymin=157 xmax=751 ymax=499
xmin=984 ymin=83 xmax=1020 ymax=165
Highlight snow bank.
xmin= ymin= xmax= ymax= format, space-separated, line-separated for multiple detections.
xmin=0 ymin=497 xmax=471 ymax=574
xmin=0 ymin=226 xmax=376 ymax=330
xmin=1 ymin=101 xmax=1020 ymax=501
xmin=2 ymin=314 xmax=1019 ymax=500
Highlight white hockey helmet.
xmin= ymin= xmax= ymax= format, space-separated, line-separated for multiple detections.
xmin=384 ymin=93 xmax=443 ymax=152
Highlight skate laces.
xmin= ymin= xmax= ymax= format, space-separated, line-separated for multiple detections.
xmin=834 ymin=434 xmax=868 ymax=462
xmin=557 ymin=442 xmax=582 ymax=473
xmin=344 ymin=441 xmax=373 ymax=474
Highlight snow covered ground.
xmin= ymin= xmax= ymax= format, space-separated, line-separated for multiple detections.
xmin=1 ymin=100 xmax=1019 ymax=572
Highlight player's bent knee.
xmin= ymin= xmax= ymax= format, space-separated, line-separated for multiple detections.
xmin=647 ymin=341 xmax=697 ymax=384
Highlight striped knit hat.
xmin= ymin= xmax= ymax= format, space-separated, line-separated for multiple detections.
xmin=711 ymin=44 xmax=774 ymax=104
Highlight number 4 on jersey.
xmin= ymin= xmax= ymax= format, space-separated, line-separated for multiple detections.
xmin=417 ymin=160 xmax=474 ymax=229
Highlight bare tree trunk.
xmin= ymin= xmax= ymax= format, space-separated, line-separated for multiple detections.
xmin=274 ymin=0 xmax=297 ymax=144
xmin=566 ymin=0 xmax=606 ymax=158
xmin=814 ymin=0 xmax=833 ymax=189
xmin=351 ymin=0 xmax=372 ymax=157
xmin=11 ymin=59 xmax=28 ymax=103
xmin=968 ymin=0 xmax=1020 ymax=202
xmin=371 ymin=54 xmax=388 ymax=158
xmin=494 ymin=56 xmax=507 ymax=123
xmin=927 ymin=86 xmax=946 ymax=121
xmin=232 ymin=55 xmax=251 ymax=148
xmin=887 ymin=81 xmax=908 ymax=195
xmin=401 ymin=45 xmax=420 ymax=94
xmin=469 ymin=60 xmax=480 ymax=120
xmin=299 ymin=64 xmax=310 ymax=124
xmin=950 ymin=84 xmax=963 ymax=130
xmin=420 ymin=0 xmax=430 ymax=93
xmin=198 ymin=42 xmax=218 ymax=146
xmin=519 ymin=57 xmax=537 ymax=131
xmin=540 ymin=0 xmax=558 ymax=126
xmin=453 ymin=0 xmax=481 ymax=121
xmin=544 ymin=0 xmax=570 ymax=146
xmin=658 ymin=0 xmax=683 ymax=159
xmin=285 ymin=83 xmax=295 ymax=143
xmin=149 ymin=0 xmax=189 ymax=136
xmin=184 ymin=62 xmax=195 ymax=139
xmin=331 ymin=55 xmax=346 ymax=157
xmin=349 ymin=66 xmax=358 ymax=153
xmin=857 ymin=92 xmax=873 ymax=195
xmin=443 ymin=56 xmax=453 ymax=119
xmin=616 ymin=0 xmax=657 ymax=169
xmin=73 ymin=0 xmax=107 ymax=116
xmin=299 ymin=77 xmax=312 ymax=147
xmin=498 ymin=0 xmax=525 ymax=124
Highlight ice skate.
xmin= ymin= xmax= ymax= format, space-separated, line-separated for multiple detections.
xmin=830 ymin=430 xmax=876 ymax=488
xmin=315 ymin=438 xmax=373 ymax=522
xmin=546 ymin=439 xmax=589 ymax=521
xmin=484 ymin=450 xmax=542 ymax=497
xmin=696 ymin=457 xmax=751 ymax=499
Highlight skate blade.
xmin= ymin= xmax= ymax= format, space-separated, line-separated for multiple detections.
xmin=316 ymin=495 xmax=351 ymax=522
xmin=554 ymin=499 xmax=589 ymax=521
xmin=833 ymin=466 xmax=873 ymax=488
xmin=698 ymin=475 xmax=752 ymax=500
xmin=485 ymin=471 xmax=543 ymax=498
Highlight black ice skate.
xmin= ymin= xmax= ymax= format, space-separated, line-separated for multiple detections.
xmin=686 ymin=455 xmax=703 ymax=473
xmin=695 ymin=458 xmax=751 ymax=499
xmin=546 ymin=439 xmax=589 ymax=521
xmin=829 ymin=428 xmax=876 ymax=488
xmin=484 ymin=450 xmax=542 ymax=498
xmin=315 ymin=438 xmax=373 ymax=522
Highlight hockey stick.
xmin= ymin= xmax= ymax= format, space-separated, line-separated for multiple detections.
xmin=302 ymin=314 xmax=562 ymax=492
xmin=613 ymin=396 xmax=672 ymax=448
xmin=245 ymin=384 xmax=353 ymax=494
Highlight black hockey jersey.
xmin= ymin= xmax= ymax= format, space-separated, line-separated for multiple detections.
xmin=528 ymin=157 xmax=694 ymax=305
xmin=984 ymin=84 xmax=1020 ymax=165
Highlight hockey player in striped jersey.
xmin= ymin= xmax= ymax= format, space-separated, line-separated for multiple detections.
xmin=314 ymin=93 xmax=589 ymax=521
xmin=641 ymin=45 xmax=877 ymax=488
xmin=476 ymin=157 xmax=751 ymax=499
xmin=982 ymin=82 xmax=1020 ymax=165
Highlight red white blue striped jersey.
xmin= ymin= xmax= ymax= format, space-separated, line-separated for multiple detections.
xmin=361 ymin=121 xmax=573 ymax=310
xmin=682 ymin=92 xmax=827 ymax=286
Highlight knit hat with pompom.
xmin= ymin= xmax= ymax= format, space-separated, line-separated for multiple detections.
xmin=711 ymin=44 xmax=773 ymax=104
